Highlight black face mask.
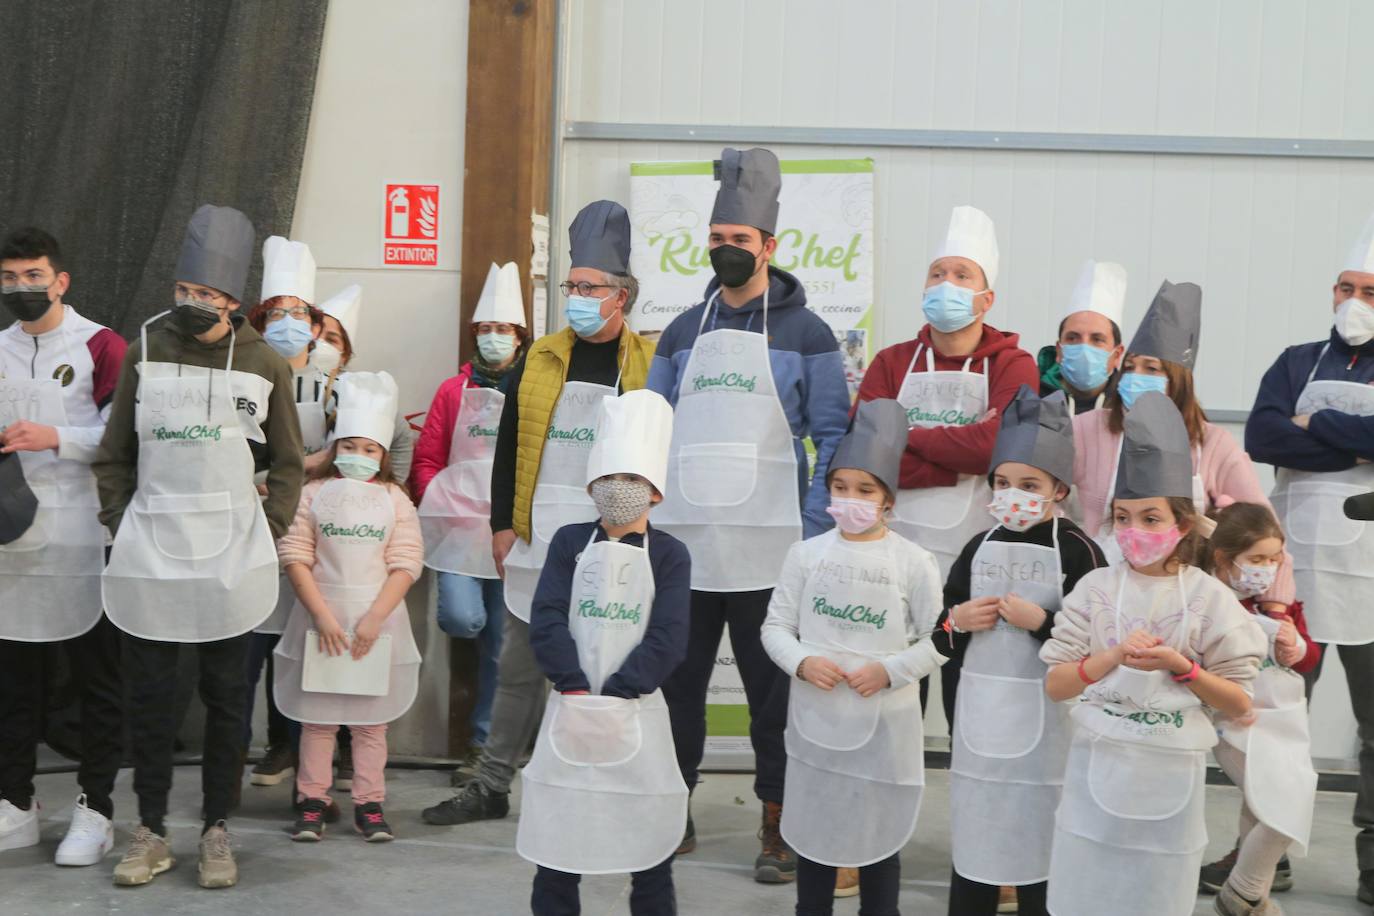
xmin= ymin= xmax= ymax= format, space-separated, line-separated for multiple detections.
xmin=709 ymin=244 xmax=761 ymax=289
xmin=172 ymin=299 xmax=223 ymax=336
xmin=1 ymin=287 xmax=54 ymax=323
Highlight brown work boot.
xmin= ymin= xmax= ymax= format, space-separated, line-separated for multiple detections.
xmin=834 ymin=866 xmax=860 ymax=897
xmin=754 ymin=801 xmax=796 ymax=884
xmin=998 ymin=884 xmax=1019 ymax=912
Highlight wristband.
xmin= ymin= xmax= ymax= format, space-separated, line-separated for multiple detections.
xmin=1171 ymin=659 xmax=1201 ymax=684
xmin=1077 ymin=656 xmax=1098 ymax=685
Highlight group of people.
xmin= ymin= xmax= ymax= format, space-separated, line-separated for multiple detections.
xmin=0 ymin=143 xmax=1372 ymax=916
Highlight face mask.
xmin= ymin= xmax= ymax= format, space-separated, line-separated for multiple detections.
xmin=987 ymin=487 xmax=1051 ymax=532
xmin=565 ymin=294 xmax=609 ymax=337
xmin=173 ymin=297 xmax=223 ymax=336
xmin=921 ymin=281 xmax=983 ymax=333
xmin=826 ymin=496 xmax=884 ymax=535
xmin=1335 ymin=297 xmax=1374 ymax=347
xmin=1228 ymin=562 xmax=1278 ymax=598
xmin=709 ymin=244 xmax=760 ymax=289
xmin=310 ymin=340 xmax=342 ymax=373
xmin=264 ymin=315 xmax=314 ymax=358
xmin=1116 ymin=371 xmax=1168 ymax=410
xmin=591 ymin=476 xmax=653 ymax=526
xmin=1 ymin=284 xmax=53 ymax=323
xmin=1115 ymin=525 xmax=1182 ymax=568
xmin=1059 ymin=343 xmax=1113 ymax=392
xmin=477 ymin=332 xmax=516 ymax=364
xmin=334 ymin=452 xmax=380 ymax=481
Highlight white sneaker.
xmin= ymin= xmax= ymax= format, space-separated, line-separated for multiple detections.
xmin=0 ymin=798 xmax=40 ymax=851
xmin=55 ymin=795 xmax=114 ymax=866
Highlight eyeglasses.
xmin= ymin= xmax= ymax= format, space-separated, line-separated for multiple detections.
xmin=266 ymin=306 xmax=312 ymax=321
xmin=174 ymin=284 xmax=226 ymax=306
xmin=558 ymin=281 xmax=612 ymax=298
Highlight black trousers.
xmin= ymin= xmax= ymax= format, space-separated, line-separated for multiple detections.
xmin=243 ymin=631 xmax=291 ymax=749
xmin=662 ymin=588 xmax=789 ymax=804
xmin=947 ymin=870 xmax=1048 ymax=916
xmin=532 ymin=857 xmax=675 ymax=915
xmin=796 ymin=854 xmax=901 ymax=916
xmin=0 ymin=615 xmax=125 ymax=819
xmin=126 ymin=633 xmax=249 ymax=829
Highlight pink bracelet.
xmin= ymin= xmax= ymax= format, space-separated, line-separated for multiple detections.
xmin=1171 ymin=660 xmax=1200 ymax=684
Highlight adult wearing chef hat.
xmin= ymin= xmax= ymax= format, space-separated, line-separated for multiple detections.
xmin=1247 ymin=209 xmax=1374 ymax=906
xmin=1036 ymin=259 xmax=1128 ymax=415
xmin=94 ymin=204 xmax=305 ymax=889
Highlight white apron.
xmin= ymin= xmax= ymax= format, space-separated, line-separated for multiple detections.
xmin=419 ymin=385 xmax=503 ymax=578
xmin=0 ymin=331 xmax=106 ymax=642
xmin=950 ymin=523 xmax=1071 ymax=885
xmin=103 ymin=317 xmax=279 ymax=642
xmin=503 ymin=379 xmax=614 ymax=621
xmin=890 ymin=345 xmax=989 ymax=577
xmin=779 ymin=533 xmax=925 ymax=868
xmin=273 ymin=477 xmax=421 ymax=725
xmin=517 ymin=529 xmax=688 ymax=874
xmin=1048 ymin=570 xmax=1208 ymax=916
xmin=654 ymin=290 xmax=802 ymax=592
xmin=1216 ymin=612 xmax=1316 ymax=854
xmin=1270 ymin=346 xmax=1374 ymax=644
xmin=1093 ymin=438 xmax=1207 ymax=567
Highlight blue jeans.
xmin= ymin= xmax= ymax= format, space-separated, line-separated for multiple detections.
xmin=436 ymin=573 xmax=505 ymax=746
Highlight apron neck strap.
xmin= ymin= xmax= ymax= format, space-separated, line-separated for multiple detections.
xmin=1307 ymin=342 xmax=1331 ymax=385
xmin=702 ymin=285 xmax=770 ymax=338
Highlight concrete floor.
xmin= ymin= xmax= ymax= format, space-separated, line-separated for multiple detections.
xmin=3 ymin=761 xmax=1371 ymax=915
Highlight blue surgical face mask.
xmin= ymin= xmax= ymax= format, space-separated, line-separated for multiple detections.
xmin=264 ymin=315 xmax=314 ymax=358
xmin=565 ymin=294 xmax=609 ymax=337
xmin=334 ymin=452 xmax=381 ymax=481
xmin=1116 ymin=371 xmax=1169 ymax=410
xmin=477 ymin=332 xmax=516 ymax=364
xmin=921 ymin=281 xmax=982 ymax=333
xmin=1059 ymin=343 xmax=1113 ymax=392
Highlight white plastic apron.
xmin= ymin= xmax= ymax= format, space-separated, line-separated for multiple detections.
xmin=1270 ymin=345 xmax=1374 ymax=644
xmin=419 ymin=386 xmax=503 ymax=578
xmin=1048 ymin=569 xmax=1208 ymax=916
xmin=950 ymin=522 xmax=1071 ymax=885
xmin=890 ymin=345 xmax=989 ymax=577
xmin=504 ymin=379 xmax=615 ymax=622
xmin=654 ymin=290 xmax=802 ymax=592
xmin=779 ymin=532 xmax=925 ymax=868
xmin=273 ymin=477 xmax=421 ymax=726
xmin=517 ymin=529 xmax=688 ymax=874
xmin=1093 ymin=437 xmax=1207 ymax=567
xmin=0 ymin=324 xmax=107 ymax=641
xmin=103 ymin=316 xmax=279 ymax=642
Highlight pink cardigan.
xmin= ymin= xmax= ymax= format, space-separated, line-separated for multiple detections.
xmin=1071 ymin=410 xmax=1296 ymax=606
xmin=278 ymin=478 xmax=425 ymax=581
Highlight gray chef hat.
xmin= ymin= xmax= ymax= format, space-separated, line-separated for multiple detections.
xmin=1127 ymin=280 xmax=1202 ymax=369
xmin=174 ymin=204 xmax=255 ymax=303
xmin=988 ymin=385 xmax=1075 ymax=487
xmin=709 ymin=148 xmax=782 ymax=235
xmin=568 ymin=200 xmax=631 ymax=275
xmin=827 ymin=398 xmax=908 ymax=499
xmin=1114 ymin=390 xmax=1194 ymax=500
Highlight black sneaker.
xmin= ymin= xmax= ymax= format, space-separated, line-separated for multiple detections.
xmin=291 ymin=799 xmax=328 ymax=841
xmin=1358 ymin=869 xmax=1374 ymax=905
xmin=754 ymin=801 xmax=796 ymax=884
xmin=251 ymin=744 xmax=297 ymax=787
xmin=676 ymin=810 xmax=696 ymax=855
xmin=1199 ymin=845 xmax=1239 ymax=894
xmin=448 ymin=745 xmax=482 ymax=788
xmin=1272 ymin=855 xmax=1293 ymax=893
xmin=293 ymin=793 xmax=341 ymax=823
xmin=335 ymin=743 xmax=354 ymax=791
xmin=354 ymin=802 xmax=393 ymax=842
xmin=421 ymin=780 xmax=509 ymax=826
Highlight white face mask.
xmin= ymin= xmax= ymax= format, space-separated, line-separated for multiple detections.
xmin=1228 ymin=562 xmax=1278 ymax=599
xmin=986 ymin=487 xmax=1051 ymax=532
xmin=1335 ymin=297 xmax=1374 ymax=347
xmin=310 ymin=340 xmax=342 ymax=373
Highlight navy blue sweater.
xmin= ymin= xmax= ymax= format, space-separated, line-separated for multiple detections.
xmin=529 ymin=521 xmax=692 ymax=698
xmin=1246 ymin=328 xmax=1374 ymax=472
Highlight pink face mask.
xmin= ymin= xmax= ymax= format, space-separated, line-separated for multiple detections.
xmin=1115 ymin=525 xmax=1182 ymax=568
xmin=827 ymin=496 xmax=883 ymax=535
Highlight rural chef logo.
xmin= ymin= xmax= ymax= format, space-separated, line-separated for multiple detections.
xmin=692 ymin=372 xmax=757 ymax=393
xmin=467 ymin=424 xmax=499 ymax=438
xmin=547 ymin=425 xmax=596 ymax=445
xmin=576 ymin=598 xmax=643 ymax=627
xmin=151 ymin=423 xmax=222 ymax=442
xmin=319 ymin=522 xmax=387 ymax=541
xmin=810 ymin=595 xmax=887 ymax=631
xmin=382 ymin=183 xmax=440 ymax=267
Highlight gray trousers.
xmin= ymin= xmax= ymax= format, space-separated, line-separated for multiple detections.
xmin=476 ymin=612 xmax=548 ymax=795
xmin=1308 ymin=640 xmax=1374 ymax=870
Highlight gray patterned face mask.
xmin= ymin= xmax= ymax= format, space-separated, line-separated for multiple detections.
xmin=591 ymin=476 xmax=653 ymax=526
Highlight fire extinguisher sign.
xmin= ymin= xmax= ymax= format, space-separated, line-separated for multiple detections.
xmin=382 ymin=183 xmax=441 ymax=267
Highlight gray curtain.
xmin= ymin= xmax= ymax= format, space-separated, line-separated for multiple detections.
xmin=0 ymin=0 xmax=329 ymax=336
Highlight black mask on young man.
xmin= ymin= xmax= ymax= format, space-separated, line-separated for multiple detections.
xmin=709 ymin=244 xmax=760 ymax=289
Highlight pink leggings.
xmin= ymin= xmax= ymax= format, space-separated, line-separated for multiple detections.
xmin=297 ymin=723 xmax=388 ymax=805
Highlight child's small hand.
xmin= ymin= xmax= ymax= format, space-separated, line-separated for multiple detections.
xmin=1116 ymin=629 xmax=1161 ymax=661
xmin=351 ymin=614 xmax=383 ymax=660
xmin=1276 ymin=638 xmax=1306 ymax=668
xmin=998 ymin=594 xmax=1047 ymax=632
xmin=1122 ymin=644 xmax=1190 ymax=674
xmin=952 ymin=596 xmax=1002 ymax=632
xmin=798 ymin=656 xmax=846 ymax=691
xmin=846 ymin=661 xmax=891 ymax=697
xmin=1274 ymin=618 xmax=1299 ymax=649
xmin=315 ymin=617 xmax=350 ymax=657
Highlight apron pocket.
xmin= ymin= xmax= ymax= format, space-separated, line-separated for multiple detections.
xmin=1087 ymin=737 xmax=1199 ymax=820
xmin=893 ymin=475 xmax=978 ymax=528
xmin=147 ymin=492 xmax=234 ymax=560
xmin=531 ymin=485 xmax=597 ymax=545
xmin=791 ymin=679 xmax=881 ymax=751
xmin=955 ymin=671 xmax=1045 ymax=758
xmin=677 ymin=442 xmax=758 ymax=508
xmin=457 ymin=458 xmax=494 ymax=502
xmin=549 ymin=695 xmax=642 ymax=766
xmin=1285 ymin=481 xmax=1366 ymax=546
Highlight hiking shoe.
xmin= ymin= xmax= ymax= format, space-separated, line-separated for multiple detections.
xmin=997 ymin=884 xmax=1019 ymax=912
xmin=251 ymin=744 xmax=296 ymax=787
xmin=1200 ymin=845 xmax=1240 ymax=893
xmin=676 ymin=810 xmax=696 ymax=855
xmin=421 ymin=780 xmax=509 ymax=826
xmin=754 ymin=801 xmax=796 ymax=884
xmin=335 ymin=742 xmax=354 ymax=791
xmin=55 ymin=795 xmax=114 ymax=866
xmin=197 ymin=821 xmax=237 ymax=888
xmin=0 ymin=798 xmax=39 ymax=852
xmin=1215 ymin=880 xmax=1283 ymax=915
xmin=834 ymin=867 xmax=859 ymax=898
xmin=291 ymin=798 xmax=329 ymax=841
xmin=354 ymin=803 xmax=393 ymax=842
xmin=112 ymin=826 xmax=174 ymax=886
xmin=449 ymin=745 xmax=483 ymax=788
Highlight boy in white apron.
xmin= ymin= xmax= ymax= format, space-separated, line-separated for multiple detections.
xmin=937 ymin=386 xmax=1108 ymax=916
xmin=760 ymin=398 xmax=947 ymax=916
xmin=1039 ymin=392 xmax=1266 ymax=916
xmin=516 ymin=390 xmax=691 ymax=915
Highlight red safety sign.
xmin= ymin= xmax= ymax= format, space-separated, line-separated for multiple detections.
xmin=383 ymin=183 xmax=440 ymax=267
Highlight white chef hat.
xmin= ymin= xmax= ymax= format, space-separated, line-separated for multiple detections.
xmin=332 ymin=371 xmax=398 ymax=449
xmin=585 ymin=389 xmax=674 ymax=497
xmin=260 ymin=236 xmax=317 ymax=304
xmin=932 ymin=205 xmax=1000 ymax=288
xmin=319 ymin=284 xmax=362 ymax=343
xmin=471 ymin=262 xmax=526 ymax=327
xmin=1064 ymin=259 xmax=1127 ymax=327
xmin=1343 ymin=211 xmax=1374 ymax=274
